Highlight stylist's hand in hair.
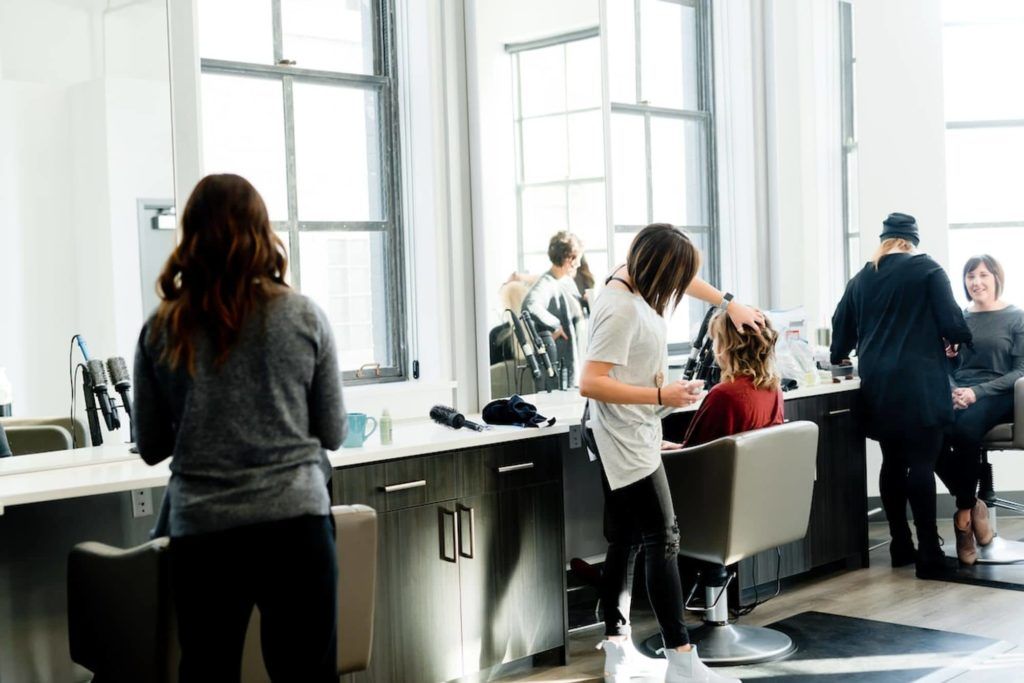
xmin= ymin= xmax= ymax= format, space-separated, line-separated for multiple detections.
xmin=727 ymin=300 xmax=765 ymax=332
xmin=660 ymin=380 xmax=703 ymax=408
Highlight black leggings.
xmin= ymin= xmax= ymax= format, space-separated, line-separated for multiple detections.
xmin=936 ymin=393 xmax=1014 ymax=510
xmin=600 ymin=464 xmax=688 ymax=649
xmin=170 ymin=515 xmax=338 ymax=683
xmin=878 ymin=429 xmax=945 ymax=549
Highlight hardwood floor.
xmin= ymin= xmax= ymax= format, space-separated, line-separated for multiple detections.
xmin=498 ymin=520 xmax=1024 ymax=682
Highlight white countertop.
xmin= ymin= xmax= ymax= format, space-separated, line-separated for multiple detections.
xmin=0 ymin=379 xmax=858 ymax=513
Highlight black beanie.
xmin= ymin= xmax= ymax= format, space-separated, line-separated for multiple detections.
xmin=880 ymin=212 xmax=920 ymax=246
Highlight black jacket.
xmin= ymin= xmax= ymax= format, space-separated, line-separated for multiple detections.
xmin=831 ymin=253 xmax=971 ymax=439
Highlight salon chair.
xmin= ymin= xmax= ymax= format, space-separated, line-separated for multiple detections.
xmin=646 ymin=422 xmax=818 ymax=665
xmin=0 ymin=416 xmax=87 ymax=454
xmin=970 ymin=376 xmax=1024 ymax=564
xmin=68 ymin=504 xmax=378 ymax=682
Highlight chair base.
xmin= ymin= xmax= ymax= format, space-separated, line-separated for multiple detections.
xmin=642 ymin=623 xmax=795 ymax=666
xmin=975 ymin=536 xmax=1024 ymax=565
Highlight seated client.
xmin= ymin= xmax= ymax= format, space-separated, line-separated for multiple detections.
xmin=682 ymin=311 xmax=784 ymax=447
xmin=938 ymin=254 xmax=1024 ymax=564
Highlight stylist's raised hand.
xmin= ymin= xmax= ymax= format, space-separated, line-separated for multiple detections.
xmin=660 ymin=380 xmax=703 ymax=408
xmin=727 ymin=301 xmax=765 ymax=332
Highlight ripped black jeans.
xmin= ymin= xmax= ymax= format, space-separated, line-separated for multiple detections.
xmin=600 ymin=463 xmax=689 ymax=649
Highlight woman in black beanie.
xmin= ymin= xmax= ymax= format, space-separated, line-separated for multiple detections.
xmin=831 ymin=213 xmax=972 ymax=579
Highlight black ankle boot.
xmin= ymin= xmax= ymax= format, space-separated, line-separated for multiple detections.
xmin=915 ymin=543 xmax=949 ymax=580
xmin=889 ymin=536 xmax=917 ymax=568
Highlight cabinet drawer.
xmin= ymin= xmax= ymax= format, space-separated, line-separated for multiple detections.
xmin=333 ymin=453 xmax=458 ymax=512
xmin=458 ymin=436 xmax=562 ymax=497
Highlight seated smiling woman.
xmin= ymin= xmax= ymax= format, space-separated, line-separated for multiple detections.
xmin=937 ymin=255 xmax=1024 ymax=565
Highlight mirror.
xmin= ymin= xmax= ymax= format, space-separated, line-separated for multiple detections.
xmin=469 ymin=0 xmax=716 ymax=400
xmin=0 ymin=0 xmax=174 ymax=441
xmin=466 ymin=0 xmax=603 ymax=400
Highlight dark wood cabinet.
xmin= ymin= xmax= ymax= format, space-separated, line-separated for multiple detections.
xmin=336 ymin=436 xmax=567 ymax=683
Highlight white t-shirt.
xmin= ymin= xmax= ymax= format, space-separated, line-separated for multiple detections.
xmin=586 ymin=287 xmax=668 ymax=490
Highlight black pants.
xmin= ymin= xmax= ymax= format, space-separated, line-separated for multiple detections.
xmin=936 ymin=393 xmax=1014 ymax=510
xmin=600 ymin=464 xmax=688 ymax=649
xmin=170 ymin=515 xmax=338 ymax=683
xmin=878 ymin=429 xmax=945 ymax=549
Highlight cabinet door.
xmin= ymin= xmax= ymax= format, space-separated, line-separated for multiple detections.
xmin=457 ymin=482 xmax=566 ymax=676
xmin=455 ymin=492 xmax=505 ymax=674
xmin=348 ymin=503 xmax=464 ymax=683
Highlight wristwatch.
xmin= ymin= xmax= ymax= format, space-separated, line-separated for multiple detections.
xmin=718 ymin=292 xmax=734 ymax=311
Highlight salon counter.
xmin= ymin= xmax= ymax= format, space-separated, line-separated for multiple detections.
xmin=0 ymin=379 xmax=860 ymax=513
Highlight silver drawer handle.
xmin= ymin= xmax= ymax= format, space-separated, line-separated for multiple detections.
xmin=497 ymin=463 xmax=535 ymax=474
xmin=828 ymin=408 xmax=851 ymax=416
xmin=383 ymin=480 xmax=427 ymax=493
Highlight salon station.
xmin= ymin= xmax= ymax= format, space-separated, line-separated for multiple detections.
xmin=3 ymin=1 xmax=1024 ymax=682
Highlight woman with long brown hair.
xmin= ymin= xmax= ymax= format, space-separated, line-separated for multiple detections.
xmin=133 ymin=173 xmax=345 ymax=682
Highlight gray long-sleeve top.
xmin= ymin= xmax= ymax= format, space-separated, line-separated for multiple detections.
xmin=953 ymin=305 xmax=1024 ymax=399
xmin=133 ymin=291 xmax=346 ymax=537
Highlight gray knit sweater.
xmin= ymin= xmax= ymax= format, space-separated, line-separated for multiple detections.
xmin=954 ymin=305 xmax=1024 ymax=399
xmin=133 ymin=292 xmax=346 ymax=537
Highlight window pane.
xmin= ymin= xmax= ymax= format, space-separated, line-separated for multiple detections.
xmin=607 ymin=0 xmax=637 ymax=103
xmin=584 ymin=250 xmax=609 ymax=284
xmin=197 ymin=0 xmax=274 ymax=64
xmin=943 ymin=24 xmax=1024 ymax=121
xmin=521 ymin=116 xmax=568 ymax=183
xmin=567 ymin=110 xmax=604 ymax=178
xmin=568 ymin=181 xmax=607 ymax=251
xmin=610 ymin=112 xmax=647 ymax=225
xmin=640 ymin=0 xmax=699 ymax=110
xmin=522 ymin=186 xmax=568 ymax=249
xmin=943 ymin=0 xmax=1024 ymax=24
xmin=293 ymin=82 xmax=384 ymax=221
xmin=948 ymin=227 xmax=1024 ymax=306
xmin=565 ymin=38 xmax=602 ymax=110
xmin=299 ymin=231 xmax=394 ymax=369
xmin=666 ymin=229 xmax=711 ymax=346
xmin=847 ymin=235 xmax=860 ymax=276
xmin=945 ymin=126 xmax=1024 ymax=224
xmin=650 ymin=116 xmax=707 ymax=226
xmin=281 ymin=0 xmax=376 ymax=74
xmin=518 ymin=45 xmax=566 ymax=118
xmin=613 ymin=230 xmax=638 ymax=267
xmin=524 ymin=252 xmax=552 ymax=276
xmin=201 ymin=73 xmax=288 ymax=220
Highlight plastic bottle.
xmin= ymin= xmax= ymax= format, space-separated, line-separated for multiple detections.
xmin=0 ymin=367 xmax=12 ymax=416
xmin=379 ymin=409 xmax=393 ymax=445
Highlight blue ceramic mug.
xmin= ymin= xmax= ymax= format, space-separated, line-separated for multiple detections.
xmin=343 ymin=413 xmax=378 ymax=448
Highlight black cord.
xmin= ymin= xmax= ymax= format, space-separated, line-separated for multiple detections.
xmin=731 ymin=547 xmax=783 ymax=617
xmin=69 ymin=335 xmax=79 ymax=448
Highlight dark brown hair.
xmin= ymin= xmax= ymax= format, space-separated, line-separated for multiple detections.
xmin=710 ymin=311 xmax=780 ymax=390
xmin=151 ymin=174 xmax=289 ymax=374
xmin=625 ymin=223 xmax=700 ymax=316
xmin=547 ymin=231 xmax=581 ymax=267
xmin=962 ymin=254 xmax=1005 ymax=301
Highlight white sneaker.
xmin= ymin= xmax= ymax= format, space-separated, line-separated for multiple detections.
xmin=597 ymin=638 xmax=666 ymax=682
xmin=664 ymin=646 xmax=741 ymax=683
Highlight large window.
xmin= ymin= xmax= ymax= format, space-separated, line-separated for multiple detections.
xmin=196 ymin=0 xmax=406 ymax=382
xmin=509 ymin=30 xmax=607 ymax=277
xmin=943 ymin=2 xmax=1024 ymax=304
xmin=605 ymin=0 xmax=716 ymax=347
xmin=840 ymin=0 xmax=858 ymax=279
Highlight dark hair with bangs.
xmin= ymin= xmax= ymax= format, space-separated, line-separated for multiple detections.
xmin=151 ymin=173 xmax=289 ymax=374
xmin=625 ymin=223 xmax=700 ymax=317
xmin=962 ymin=254 xmax=1005 ymax=301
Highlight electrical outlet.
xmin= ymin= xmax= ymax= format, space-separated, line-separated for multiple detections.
xmin=131 ymin=488 xmax=153 ymax=518
xmin=568 ymin=424 xmax=583 ymax=450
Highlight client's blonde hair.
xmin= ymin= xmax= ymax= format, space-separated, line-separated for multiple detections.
xmin=871 ymin=237 xmax=914 ymax=269
xmin=709 ymin=312 xmax=780 ymax=391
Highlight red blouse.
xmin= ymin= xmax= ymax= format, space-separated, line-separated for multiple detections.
xmin=682 ymin=375 xmax=785 ymax=447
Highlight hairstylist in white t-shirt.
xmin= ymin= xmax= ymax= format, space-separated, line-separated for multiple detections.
xmin=581 ymin=223 xmax=762 ymax=683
